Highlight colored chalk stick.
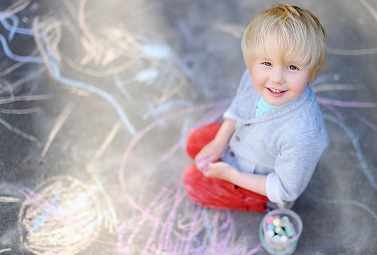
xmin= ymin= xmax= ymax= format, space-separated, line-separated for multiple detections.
xmin=281 ymin=216 xmax=294 ymax=237
xmin=266 ymin=229 xmax=275 ymax=237
xmin=273 ymin=218 xmax=281 ymax=227
xmin=280 ymin=216 xmax=288 ymax=227
xmin=197 ymin=158 xmax=209 ymax=171
xmin=273 ymin=235 xmax=281 ymax=242
xmin=267 ymin=223 xmax=275 ymax=231
xmin=280 ymin=235 xmax=288 ymax=242
xmin=274 ymin=226 xmax=286 ymax=236
xmin=266 ymin=216 xmax=275 ymax=224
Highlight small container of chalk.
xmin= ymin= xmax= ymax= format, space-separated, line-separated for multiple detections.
xmin=259 ymin=209 xmax=303 ymax=255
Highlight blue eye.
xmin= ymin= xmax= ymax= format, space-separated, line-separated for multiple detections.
xmin=263 ymin=62 xmax=272 ymax=66
xmin=289 ymin=65 xmax=299 ymax=70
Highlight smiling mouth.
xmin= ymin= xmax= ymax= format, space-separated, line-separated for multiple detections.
xmin=268 ymin=88 xmax=287 ymax=94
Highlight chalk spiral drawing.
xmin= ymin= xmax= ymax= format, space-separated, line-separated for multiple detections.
xmin=0 ymin=0 xmax=377 ymax=254
xmin=18 ymin=176 xmax=102 ymax=255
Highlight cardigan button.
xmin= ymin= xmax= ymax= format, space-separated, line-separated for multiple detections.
xmin=245 ymin=123 xmax=251 ymax=126
xmin=229 ymin=151 xmax=235 ymax=157
xmin=235 ymin=136 xmax=240 ymax=142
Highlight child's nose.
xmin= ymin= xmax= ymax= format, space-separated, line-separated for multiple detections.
xmin=270 ymin=68 xmax=284 ymax=84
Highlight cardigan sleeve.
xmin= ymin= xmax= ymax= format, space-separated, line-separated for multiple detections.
xmin=266 ymin=130 xmax=329 ymax=203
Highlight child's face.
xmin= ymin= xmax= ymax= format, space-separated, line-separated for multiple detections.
xmin=247 ymin=49 xmax=310 ymax=107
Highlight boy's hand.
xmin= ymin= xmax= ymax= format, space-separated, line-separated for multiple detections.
xmin=205 ymin=162 xmax=267 ymax=196
xmin=195 ymin=118 xmax=236 ymax=172
xmin=194 ymin=139 xmax=225 ymax=171
xmin=203 ymin=162 xmax=237 ymax=182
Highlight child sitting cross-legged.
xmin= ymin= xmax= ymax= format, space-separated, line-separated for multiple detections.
xmin=184 ymin=3 xmax=329 ymax=212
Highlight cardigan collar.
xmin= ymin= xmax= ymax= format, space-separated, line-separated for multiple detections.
xmin=240 ymin=85 xmax=313 ymax=125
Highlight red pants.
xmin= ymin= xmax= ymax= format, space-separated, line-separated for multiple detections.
xmin=183 ymin=122 xmax=269 ymax=212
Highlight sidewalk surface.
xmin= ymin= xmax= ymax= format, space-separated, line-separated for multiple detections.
xmin=0 ymin=0 xmax=377 ymax=254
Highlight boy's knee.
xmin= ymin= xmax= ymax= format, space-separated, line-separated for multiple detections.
xmin=186 ymin=122 xmax=222 ymax=158
xmin=183 ymin=164 xmax=195 ymax=181
xmin=186 ymin=131 xmax=200 ymax=158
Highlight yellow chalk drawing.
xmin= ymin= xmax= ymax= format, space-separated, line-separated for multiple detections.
xmin=18 ymin=176 xmax=102 ymax=255
xmin=0 ymin=196 xmax=20 ymax=203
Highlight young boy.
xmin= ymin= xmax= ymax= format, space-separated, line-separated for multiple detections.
xmin=184 ymin=3 xmax=329 ymax=212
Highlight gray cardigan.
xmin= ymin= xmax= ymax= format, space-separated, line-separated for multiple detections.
xmin=222 ymin=70 xmax=329 ymax=204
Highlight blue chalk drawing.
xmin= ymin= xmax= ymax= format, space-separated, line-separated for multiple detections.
xmin=0 ymin=34 xmax=44 ymax=63
xmin=0 ymin=12 xmax=33 ymax=37
xmin=0 ymin=12 xmax=137 ymax=136
xmin=57 ymin=186 xmax=98 ymax=215
xmin=324 ymin=114 xmax=377 ymax=190
xmin=135 ymin=67 xmax=159 ymax=85
xmin=305 ymin=114 xmax=377 ymax=225
xmin=140 ymin=44 xmax=172 ymax=60
xmin=0 ymin=117 xmax=41 ymax=146
xmin=29 ymin=189 xmax=62 ymax=235
xmin=7 ymin=15 xmax=17 ymax=41
xmin=48 ymin=59 xmax=137 ymax=136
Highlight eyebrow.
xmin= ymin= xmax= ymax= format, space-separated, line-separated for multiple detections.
xmin=255 ymin=56 xmax=273 ymax=62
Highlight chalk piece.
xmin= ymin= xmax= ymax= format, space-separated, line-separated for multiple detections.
xmin=197 ymin=158 xmax=209 ymax=171
xmin=266 ymin=216 xmax=274 ymax=224
xmin=280 ymin=216 xmax=289 ymax=227
xmin=274 ymin=226 xmax=286 ymax=236
xmin=281 ymin=216 xmax=289 ymax=227
xmin=267 ymin=223 xmax=275 ymax=231
xmin=266 ymin=230 xmax=275 ymax=237
xmin=283 ymin=218 xmax=294 ymax=238
xmin=273 ymin=235 xmax=281 ymax=242
xmin=280 ymin=235 xmax=288 ymax=242
xmin=273 ymin=218 xmax=281 ymax=227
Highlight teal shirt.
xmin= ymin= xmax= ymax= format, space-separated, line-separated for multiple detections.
xmin=255 ymin=96 xmax=277 ymax=117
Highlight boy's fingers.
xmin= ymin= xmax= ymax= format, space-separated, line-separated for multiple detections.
xmin=195 ymin=154 xmax=220 ymax=173
xmin=196 ymin=157 xmax=209 ymax=170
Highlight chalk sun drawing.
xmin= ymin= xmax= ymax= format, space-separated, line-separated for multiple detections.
xmin=18 ymin=176 xmax=102 ymax=255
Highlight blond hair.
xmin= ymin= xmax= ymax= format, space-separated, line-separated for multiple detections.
xmin=241 ymin=3 xmax=326 ymax=82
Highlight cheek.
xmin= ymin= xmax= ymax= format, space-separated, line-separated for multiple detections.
xmin=292 ymin=79 xmax=308 ymax=96
xmin=251 ymin=77 xmax=264 ymax=94
xmin=296 ymin=81 xmax=307 ymax=91
xmin=251 ymin=72 xmax=265 ymax=89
